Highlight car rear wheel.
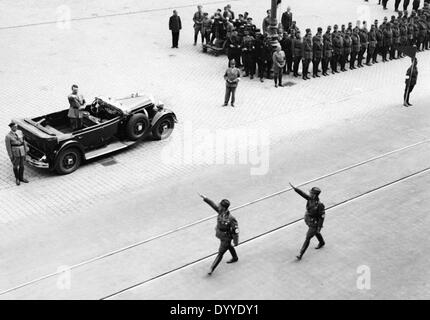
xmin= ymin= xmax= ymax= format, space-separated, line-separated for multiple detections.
xmin=152 ymin=117 xmax=175 ymax=140
xmin=126 ymin=113 xmax=150 ymax=141
xmin=55 ymin=148 xmax=82 ymax=175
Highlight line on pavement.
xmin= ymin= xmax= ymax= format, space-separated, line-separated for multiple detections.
xmin=101 ymin=165 xmax=430 ymax=300
xmin=0 ymin=138 xmax=429 ymax=297
xmin=0 ymin=0 xmax=240 ymax=30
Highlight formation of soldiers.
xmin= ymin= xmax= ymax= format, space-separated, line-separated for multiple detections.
xmin=198 ymin=3 xmax=430 ymax=82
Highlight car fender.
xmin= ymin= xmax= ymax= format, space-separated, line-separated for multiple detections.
xmin=151 ymin=109 xmax=177 ymax=127
xmin=56 ymin=140 xmax=86 ymax=161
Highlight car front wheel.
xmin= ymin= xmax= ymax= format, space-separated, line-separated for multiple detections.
xmin=152 ymin=117 xmax=175 ymax=140
xmin=55 ymin=148 xmax=82 ymax=175
xmin=126 ymin=113 xmax=150 ymax=141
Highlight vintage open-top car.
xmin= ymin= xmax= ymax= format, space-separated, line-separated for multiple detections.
xmin=13 ymin=93 xmax=177 ymax=174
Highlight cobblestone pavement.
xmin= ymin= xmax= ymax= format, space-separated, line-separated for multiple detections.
xmin=0 ymin=0 xmax=429 ymax=299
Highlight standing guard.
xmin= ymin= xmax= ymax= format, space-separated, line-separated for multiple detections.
xmin=312 ymin=28 xmax=323 ymax=77
xmin=5 ymin=122 xmax=29 ymax=186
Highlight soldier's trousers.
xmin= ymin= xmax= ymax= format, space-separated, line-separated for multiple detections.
xmin=404 ymin=83 xmax=415 ymax=104
xmin=313 ymin=58 xmax=321 ymax=76
xmin=194 ymin=26 xmax=204 ymax=44
xmin=293 ymin=56 xmax=302 ymax=75
xmin=203 ymin=31 xmax=211 ymax=44
xmin=358 ymin=47 xmax=366 ymax=66
xmin=373 ymin=45 xmax=380 ymax=62
xmin=350 ymin=52 xmax=358 ymax=68
xmin=300 ymin=226 xmax=325 ymax=257
xmin=11 ymin=156 xmax=25 ymax=181
xmin=257 ymin=59 xmax=266 ymax=79
xmin=330 ymin=54 xmax=339 ymax=72
xmin=285 ymin=56 xmax=293 ymax=74
xmin=224 ymin=86 xmax=237 ymax=105
xmin=339 ymin=54 xmax=346 ymax=70
xmin=322 ymin=57 xmax=330 ymax=74
xmin=366 ymin=47 xmax=375 ymax=64
xmin=395 ymin=0 xmax=401 ymax=11
xmin=403 ymin=0 xmax=410 ymax=10
xmin=210 ymin=238 xmax=238 ymax=272
xmin=243 ymin=53 xmax=256 ymax=76
xmin=302 ymin=59 xmax=311 ymax=78
xmin=381 ymin=46 xmax=389 ymax=61
xmin=390 ymin=44 xmax=398 ymax=59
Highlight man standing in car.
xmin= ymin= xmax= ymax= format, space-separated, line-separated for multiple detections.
xmin=199 ymin=193 xmax=239 ymax=275
xmin=68 ymin=84 xmax=86 ymax=131
xmin=289 ymin=182 xmax=326 ymax=260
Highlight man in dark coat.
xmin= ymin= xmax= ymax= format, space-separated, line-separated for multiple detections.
xmin=169 ymin=10 xmax=182 ymax=48
xmin=289 ymin=183 xmax=326 ymax=260
xmin=404 ymin=58 xmax=418 ymax=106
xmin=67 ymin=84 xmax=86 ymax=131
xmin=292 ymin=30 xmax=303 ymax=77
xmin=302 ymin=28 xmax=313 ymax=80
xmin=322 ymin=26 xmax=333 ymax=76
xmin=281 ymin=6 xmax=293 ymax=32
xmin=199 ymin=194 xmax=239 ymax=275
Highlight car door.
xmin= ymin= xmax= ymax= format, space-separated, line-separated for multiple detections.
xmin=73 ymin=124 xmax=105 ymax=151
xmin=102 ymin=117 xmax=121 ymax=144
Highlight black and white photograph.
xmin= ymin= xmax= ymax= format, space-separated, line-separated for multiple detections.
xmin=1 ymin=0 xmax=430 ymax=305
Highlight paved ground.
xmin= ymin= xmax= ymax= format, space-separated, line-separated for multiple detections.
xmin=0 ymin=0 xmax=429 ymax=299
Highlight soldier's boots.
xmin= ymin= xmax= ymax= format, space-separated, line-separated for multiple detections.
xmin=315 ymin=241 xmax=325 ymax=249
xmin=19 ymin=167 xmax=29 ymax=183
xmin=226 ymin=258 xmax=239 ymax=264
xmin=13 ymin=168 xmax=20 ymax=186
xmin=296 ymin=254 xmax=303 ymax=260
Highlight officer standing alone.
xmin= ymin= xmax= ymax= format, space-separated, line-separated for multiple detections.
xmin=289 ymin=183 xmax=326 ymax=260
xmin=5 ymin=122 xmax=29 ymax=186
xmin=199 ymin=194 xmax=239 ymax=275
xmin=404 ymin=57 xmax=418 ymax=107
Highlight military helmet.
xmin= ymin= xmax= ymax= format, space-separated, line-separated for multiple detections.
xmin=220 ymin=199 xmax=230 ymax=209
xmin=310 ymin=187 xmax=321 ymax=195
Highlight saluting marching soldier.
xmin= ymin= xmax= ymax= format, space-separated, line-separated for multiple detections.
xmin=312 ymin=28 xmax=323 ymax=77
xmin=5 ymin=122 xmax=29 ymax=186
xmin=289 ymin=183 xmax=326 ymax=261
xmin=302 ymin=28 xmax=313 ymax=80
xmin=199 ymin=194 xmax=239 ymax=275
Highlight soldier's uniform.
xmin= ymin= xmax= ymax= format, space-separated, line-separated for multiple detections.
xmin=350 ymin=29 xmax=361 ymax=69
xmin=382 ymin=24 xmax=393 ymax=61
xmin=241 ymin=33 xmax=256 ymax=78
xmin=399 ymin=22 xmax=409 ymax=57
xmin=374 ymin=23 xmax=384 ymax=63
xmin=322 ymin=31 xmax=333 ymax=76
xmin=404 ymin=59 xmax=419 ymax=106
xmin=392 ymin=21 xmax=401 ymax=58
xmin=203 ymin=197 xmax=239 ymax=275
xmin=226 ymin=33 xmax=242 ymax=67
xmin=367 ymin=27 xmax=377 ymax=65
xmin=5 ymin=122 xmax=28 ymax=186
xmin=312 ymin=32 xmax=323 ymax=77
xmin=292 ymin=187 xmax=326 ymax=260
xmin=68 ymin=93 xmax=86 ymax=131
xmin=302 ymin=30 xmax=313 ymax=80
xmin=342 ymin=32 xmax=352 ymax=70
xmin=358 ymin=27 xmax=368 ymax=67
xmin=255 ymin=33 xmax=268 ymax=81
xmin=417 ymin=18 xmax=428 ymax=50
xmin=332 ymin=30 xmax=343 ymax=73
xmin=292 ymin=34 xmax=304 ymax=77
xmin=280 ymin=32 xmax=293 ymax=74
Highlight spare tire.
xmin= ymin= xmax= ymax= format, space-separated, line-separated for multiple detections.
xmin=126 ymin=113 xmax=150 ymax=140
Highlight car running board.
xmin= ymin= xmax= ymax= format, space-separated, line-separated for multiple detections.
xmin=85 ymin=140 xmax=135 ymax=160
